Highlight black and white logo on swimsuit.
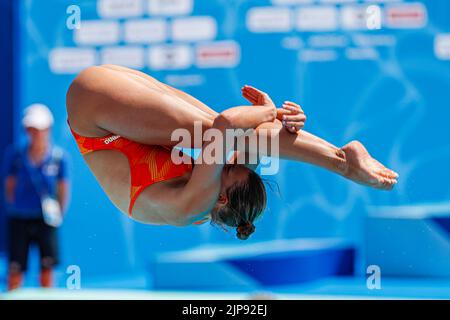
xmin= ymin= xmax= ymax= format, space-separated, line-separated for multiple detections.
xmin=104 ymin=135 xmax=121 ymax=145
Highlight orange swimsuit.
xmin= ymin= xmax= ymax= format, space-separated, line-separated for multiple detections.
xmin=69 ymin=124 xmax=199 ymax=219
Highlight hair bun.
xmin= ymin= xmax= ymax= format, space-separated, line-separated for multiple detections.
xmin=237 ymin=222 xmax=256 ymax=240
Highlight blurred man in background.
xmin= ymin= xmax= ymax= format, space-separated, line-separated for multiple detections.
xmin=2 ymin=104 xmax=70 ymax=291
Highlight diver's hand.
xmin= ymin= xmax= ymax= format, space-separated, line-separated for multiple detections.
xmin=279 ymin=101 xmax=306 ymax=133
xmin=241 ymin=85 xmax=276 ymax=108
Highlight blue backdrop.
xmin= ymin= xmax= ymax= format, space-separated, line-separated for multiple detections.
xmin=7 ymin=0 xmax=450 ymax=280
xmin=0 ymin=0 xmax=15 ymax=253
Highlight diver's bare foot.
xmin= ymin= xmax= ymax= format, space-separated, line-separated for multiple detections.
xmin=341 ymin=141 xmax=399 ymax=190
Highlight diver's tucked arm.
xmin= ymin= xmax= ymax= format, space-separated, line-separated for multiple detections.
xmin=164 ymin=116 xmax=238 ymax=225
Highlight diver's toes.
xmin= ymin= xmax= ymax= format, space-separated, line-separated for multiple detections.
xmin=382 ymin=165 xmax=398 ymax=178
xmin=388 ymin=178 xmax=397 ymax=185
xmin=385 ymin=184 xmax=394 ymax=191
xmin=384 ymin=169 xmax=398 ymax=179
xmin=368 ymin=175 xmax=380 ymax=185
xmin=380 ymin=180 xmax=390 ymax=190
xmin=377 ymin=169 xmax=391 ymax=178
xmin=382 ymin=178 xmax=397 ymax=190
xmin=376 ymin=166 xmax=398 ymax=179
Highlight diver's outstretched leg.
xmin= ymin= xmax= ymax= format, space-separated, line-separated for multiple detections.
xmin=255 ymin=120 xmax=398 ymax=190
xmin=242 ymin=85 xmax=398 ymax=190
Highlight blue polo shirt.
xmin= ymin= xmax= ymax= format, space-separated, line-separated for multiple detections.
xmin=2 ymin=144 xmax=69 ymax=219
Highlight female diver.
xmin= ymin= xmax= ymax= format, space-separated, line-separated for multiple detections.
xmin=66 ymin=65 xmax=398 ymax=240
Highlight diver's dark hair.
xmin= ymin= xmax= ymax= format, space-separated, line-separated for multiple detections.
xmin=211 ymin=168 xmax=267 ymax=240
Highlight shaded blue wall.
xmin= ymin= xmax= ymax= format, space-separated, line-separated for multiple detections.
xmin=7 ymin=0 xmax=450 ymax=279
